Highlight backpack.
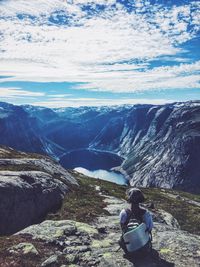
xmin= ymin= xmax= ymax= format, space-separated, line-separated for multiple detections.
xmin=119 ymin=208 xmax=152 ymax=257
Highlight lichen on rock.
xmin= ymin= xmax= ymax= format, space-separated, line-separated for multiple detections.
xmin=9 ymin=242 xmax=39 ymax=256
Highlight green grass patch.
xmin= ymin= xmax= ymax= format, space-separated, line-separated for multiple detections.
xmin=142 ymin=188 xmax=200 ymax=235
xmin=46 ymin=171 xmax=111 ymax=223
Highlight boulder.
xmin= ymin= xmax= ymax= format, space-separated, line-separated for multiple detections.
xmin=0 ymin=148 xmax=78 ymax=235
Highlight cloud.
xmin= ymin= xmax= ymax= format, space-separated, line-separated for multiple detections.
xmin=75 ymin=61 xmax=200 ymax=92
xmin=0 ymin=0 xmax=199 ymax=93
xmin=0 ymin=87 xmax=45 ymax=98
xmin=48 ymin=94 xmax=73 ymax=98
xmin=0 ymin=0 xmax=83 ymax=17
xmin=31 ymin=97 xmax=174 ymax=108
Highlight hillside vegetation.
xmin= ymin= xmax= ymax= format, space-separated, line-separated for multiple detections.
xmin=48 ymin=170 xmax=200 ymax=235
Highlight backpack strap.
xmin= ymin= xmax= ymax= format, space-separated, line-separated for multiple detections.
xmin=124 ymin=208 xmax=132 ymax=225
xmin=125 ymin=207 xmax=146 ymax=225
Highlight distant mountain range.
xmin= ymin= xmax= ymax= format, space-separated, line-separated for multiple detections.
xmin=0 ymin=101 xmax=200 ymax=193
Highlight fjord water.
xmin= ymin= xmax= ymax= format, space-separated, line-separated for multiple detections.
xmin=59 ymin=148 xmax=127 ymax=185
xmin=74 ymin=167 xmax=128 ymax=185
xmin=60 ymin=149 xmax=123 ymax=170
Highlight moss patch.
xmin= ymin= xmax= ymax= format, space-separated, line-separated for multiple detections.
xmin=9 ymin=242 xmax=39 ymax=256
xmin=103 ymin=252 xmax=112 ymax=258
xmin=0 ymin=233 xmax=76 ymax=267
xmin=91 ymin=239 xmax=112 ymax=249
xmin=160 ymin=248 xmax=173 ymax=254
xmin=0 ymin=234 xmax=59 ymax=267
xmin=75 ymin=222 xmax=98 ymax=236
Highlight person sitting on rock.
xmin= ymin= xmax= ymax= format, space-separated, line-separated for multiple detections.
xmin=119 ymin=187 xmax=153 ymax=254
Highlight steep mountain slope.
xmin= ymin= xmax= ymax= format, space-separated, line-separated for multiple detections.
xmin=0 ymin=102 xmax=65 ymax=158
xmin=121 ymin=103 xmax=200 ymax=193
xmin=0 ymin=102 xmax=43 ymax=152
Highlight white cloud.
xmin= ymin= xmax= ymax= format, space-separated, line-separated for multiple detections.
xmin=0 ymin=0 xmax=83 ymax=17
xmin=72 ymin=61 xmax=200 ymax=92
xmin=0 ymin=0 xmax=199 ymax=93
xmin=0 ymin=87 xmax=45 ymax=98
xmin=31 ymin=98 xmax=174 ymax=108
xmin=48 ymin=94 xmax=73 ymax=98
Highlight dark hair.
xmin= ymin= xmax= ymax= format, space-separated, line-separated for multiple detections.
xmin=126 ymin=188 xmax=145 ymax=204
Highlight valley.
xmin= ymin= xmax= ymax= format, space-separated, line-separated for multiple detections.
xmin=0 ymin=101 xmax=200 ymax=193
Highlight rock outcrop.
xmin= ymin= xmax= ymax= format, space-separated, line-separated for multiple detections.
xmin=0 ymin=146 xmax=78 ymax=235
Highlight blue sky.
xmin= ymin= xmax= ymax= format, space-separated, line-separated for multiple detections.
xmin=0 ymin=0 xmax=199 ymax=107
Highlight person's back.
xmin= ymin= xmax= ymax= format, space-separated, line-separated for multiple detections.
xmin=119 ymin=188 xmax=153 ymax=255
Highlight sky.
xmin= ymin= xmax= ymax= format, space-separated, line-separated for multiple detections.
xmin=0 ymin=0 xmax=199 ymax=107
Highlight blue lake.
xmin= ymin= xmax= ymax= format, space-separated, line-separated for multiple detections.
xmin=60 ymin=149 xmax=124 ymax=170
xmin=74 ymin=167 xmax=128 ymax=185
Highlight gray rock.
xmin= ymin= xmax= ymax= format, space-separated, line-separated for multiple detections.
xmin=153 ymin=209 xmax=180 ymax=229
xmin=8 ymin=242 xmax=39 ymax=256
xmin=18 ymin=220 xmax=77 ymax=242
xmin=15 ymin=193 xmax=200 ymax=267
xmin=153 ymin=222 xmax=200 ymax=267
xmin=17 ymin=220 xmax=98 ymax=245
xmin=0 ymin=148 xmax=78 ymax=235
xmin=41 ymin=255 xmax=58 ymax=267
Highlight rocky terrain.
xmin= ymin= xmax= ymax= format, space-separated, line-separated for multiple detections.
xmin=0 ymin=147 xmax=199 ymax=266
xmin=0 ymin=101 xmax=200 ymax=193
xmin=0 ymin=146 xmax=78 ymax=235
xmin=0 ymin=185 xmax=200 ymax=267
